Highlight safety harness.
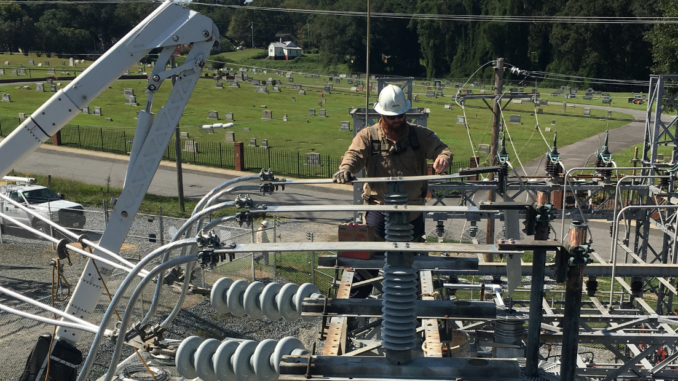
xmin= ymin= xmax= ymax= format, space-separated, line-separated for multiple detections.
xmin=368 ymin=124 xmax=420 ymax=157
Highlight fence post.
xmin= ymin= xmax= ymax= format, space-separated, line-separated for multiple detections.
xmin=158 ymin=206 xmax=164 ymax=246
xmin=219 ymin=143 xmax=223 ymax=168
xmin=297 ymin=151 xmax=300 ymax=178
xmin=103 ymin=199 xmax=109 ymax=227
xmin=51 ymin=130 xmax=62 ymax=146
xmin=273 ymin=215 xmax=277 ymax=277
xmin=268 ymin=148 xmax=271 ymax=170
xmin=77 ymin=125 xmax=81 ymax=147
xmin=100 ymin=128 xmax=104 ymax=151
xmin=234 ymin=142 xmax=244 ymax=171
xmin=193 ymin=139 xmax=196 ymax=164
xmin=123 ymin=131 xmax=127 ymax=153
xmin=251 ymin=224 xmax=256 ymax=281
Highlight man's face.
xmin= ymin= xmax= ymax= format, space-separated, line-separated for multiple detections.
xmin=382 ymin=113 xmax=407 ymax=131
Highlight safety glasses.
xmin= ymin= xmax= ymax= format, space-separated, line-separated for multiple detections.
xmin=384 ymin=114 xmax=406 ymax=121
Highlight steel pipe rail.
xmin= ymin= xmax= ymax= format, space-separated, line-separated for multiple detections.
xmin=249 ymin=205 xmax=488 ymax=214
xmin=214 ymin=242 xmax=519 ymax=255
xmin=270 ymin=173 xmax=470 ymax=186
xmin=559 ymin=166 xmax=646 ymax=244
xmin=609 ymin=204 xmax=678 ymax=306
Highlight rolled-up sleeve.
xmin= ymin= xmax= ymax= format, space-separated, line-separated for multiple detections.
xmin=424 ymin=130 xmax=452 ymax=162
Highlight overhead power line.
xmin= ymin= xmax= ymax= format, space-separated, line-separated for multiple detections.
xmin=191 ymin=3 xmax=678 ymax=25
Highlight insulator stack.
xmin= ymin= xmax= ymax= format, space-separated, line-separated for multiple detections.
xmin=545 ymin=157 xmax=563 ymax=180
xmin=494 ymin=319 xmax=526 ymax=358
xmin=595 ymin=158 xmax=612 ymax=181
xmin=210 ymin=278 xmax=323 ymax=322
xmin=381 ymin=183 xmax=418 ymax=365
xmin=176 ymin=336 xmax=308 ymax=381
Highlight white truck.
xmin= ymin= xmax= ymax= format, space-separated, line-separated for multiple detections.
xmin=0 ymin=176 xmax=86 ymax=236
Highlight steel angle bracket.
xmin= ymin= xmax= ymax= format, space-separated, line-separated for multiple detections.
xmin=279 ymin=355 xmax=521 ymax=381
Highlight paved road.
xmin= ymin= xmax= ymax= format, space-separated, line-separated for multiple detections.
xmin=521 ymin=103 xmax=675 ymax=176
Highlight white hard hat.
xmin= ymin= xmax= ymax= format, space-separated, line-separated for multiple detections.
xmin=374 ymin=84 xmax=411 ymax=116
xmin=261 ymin=221 xmax=269 ymax=227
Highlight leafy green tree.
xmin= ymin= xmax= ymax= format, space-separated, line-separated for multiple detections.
xmin=648 ymin=0 xmax=678 ymax=74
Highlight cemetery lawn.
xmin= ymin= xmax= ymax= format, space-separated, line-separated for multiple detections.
xmin=0 ymin=76 xmax=635 ymax=167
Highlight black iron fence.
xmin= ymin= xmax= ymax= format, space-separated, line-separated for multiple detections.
xmin=0 ymin=115 xmax=464 ymax=179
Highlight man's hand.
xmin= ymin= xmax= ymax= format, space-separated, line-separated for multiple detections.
xmin=333 ymin=169 xmax=353 ymax=183
xmin=433 ymin=157 xmax=450 ymax=174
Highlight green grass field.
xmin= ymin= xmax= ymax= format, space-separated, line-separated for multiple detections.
xmin=0 ymin=73 xmax=635 ymax=165
xmin=0 ymin=49 xmax=645 ymax=169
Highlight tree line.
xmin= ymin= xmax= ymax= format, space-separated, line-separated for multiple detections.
xmin=1 ymin=0 xmax=677 ymax=87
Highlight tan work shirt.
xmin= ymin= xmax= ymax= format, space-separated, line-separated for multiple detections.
xmin=339 ymin=122 xmax=452 ymax=211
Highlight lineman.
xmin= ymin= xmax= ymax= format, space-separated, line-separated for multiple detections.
xmin=333 ymin=84 xmax=451 ymax=241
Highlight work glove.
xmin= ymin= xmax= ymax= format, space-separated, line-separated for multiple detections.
xmin=332 ymin=169 xmax=353 ymax=184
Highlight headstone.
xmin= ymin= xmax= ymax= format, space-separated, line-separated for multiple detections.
xmin=340 ymin=121 xmax=350 ymax=131
xmin=180 ymin=132 xmax=190 ymax=138
xmin=283 ymin=114 xmax=288 ymax=122
xmin=47 ymin=68 xmax=55 ymax=75
xmin=299 ymin=90 xmax=306 ymax=95
xmin=350 ymin=87 xmax=358 ymax=92
xmin=540 ymin=99 xmax=548 ymax=106
xmin=45 ymin=78 xmax=53 ymax=85
xmin=225 ymin=112 xmax=234 ymax=121
xmin=457 ymin=116 xmax=465 ymax=125
xmin=62 ymin=61 xmax=66 ymax=66
xmin=0 ymin=69 xmax=4 ymax=75
xmin=509 ymin=115 xmax=521 ymax=124
xmin=230 ymin=81 xmax=240 ymax=88
xmin=478 ymin=144 xmax=491 ymax=154
xmin=3 ymin=61 xmax=8 ymax=65
xmin=138 ymin=67 xmax=143 ymax=73
xmin=216 ymin=81 xmax=223 ymax=89
xmin=184 ymin=140 xmax=199 ymax=153
xmin=262 ymin=110 xmax=272 ymax=119
xmin=50 ymin=85 xmax=57 ymax=93
xmin=323 ymin=98 xmax=327 ymax=105
xmin=537 ymin=108 xmax=543 ymax=114
xmin=583 ymin=94 xmax=592 ymax=100
xmin=93 ymin=107 xmax=103 ymax=116
xmin=207 ymin=110 xmax=219 ymax=120
xmin=18 ymin=68 xmax=26 ymax=75
xmin=335 ymin=78 xmax=340 ymax=83
xmin=37 ymin=63 xmax=42 ymax=67
xmin=292 ymin=97 xmax=296 ymax=102
xmin=44 ymin=61 xmax=49 ymax=66
xmin=261 ymin=139 xmax=269 ymax=149
xmin=608 ymin=111 xmax=612 ymax=118
xmin=602 ymin=96 xmax=611 ymax=105
xmin=225 ymin=132 xmax=235 ymax=143
xmin=347 ymin=79 xmax=353 ymax=84
xmin=584 ymin=108 xmax=591 ymax=116
xmin=123 ymin=88 xmax=134 ymax=96
xmin=82 ymin=106 xmax=89 ymax=114
xmin=252 ymin=79 xmax=260 ymax=86
xmin=19 ymin=113 xmax=26 ymax=121
xmin=306 ymin=153 xmax=321 ymax=166
xmin=28 ymin=60 xmax=34 ymax=65
xmin=437 ymin=90 xmax=444 ymax=97
xmin=272 ymin=85 xmax=281 ymax=92
xmin=105 ymin=118 xmax=113 ymax=122
xmin=35 ymin=83 xmax=44 ymax=92
xmin=288 ymin=77 xmax=294 ymax=82
xmin=444 ymin=104 xmax=451 ymax=110
xmin=11 ymin=69 xmax=17 ymax=76
xmin=551 ymin=120 xmax=556 ymax=125
xmin=319 ymin=109 xmax=327 ymax=117
xmin=255 ymin=86 xmax=268 ymax=94
xmin=323 ymin=86 xmax=331 ymax=94
xmin=249 ymin=138 xmax=257 ymax=146
xmin=426 ymin=91 xmax=435 ymax=98
xmin=125 ymin=95 xmax=138 ymax=105
xmin=545 ymin=127 xmax=551 ymax=132
xmin=309 ymin=109 xmax=316 ymax=116
xmin=1 ymin=94 xmax=10 ymax=102
xmin=69 ymin=57 xmax=74 ymax=66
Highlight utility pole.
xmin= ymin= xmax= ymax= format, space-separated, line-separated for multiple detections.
xmin=251 ymin=23 xmax=254 ymax=49
xmin=486 ymin=58 xmax=503 ymax=254
xmin=365 ymin=0 xmax=371 ymax=130
xmin=171 ymin=55 xmax=185 ymax=212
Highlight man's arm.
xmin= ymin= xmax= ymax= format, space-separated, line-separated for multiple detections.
xmin=423 ymin=129 xmax=452 ymax=173
xmin=339 ymin=130 xmax=370 ymax=173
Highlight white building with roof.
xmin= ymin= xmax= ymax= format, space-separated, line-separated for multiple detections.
xmin=268 ymin=41 xmax=302 ymax=60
